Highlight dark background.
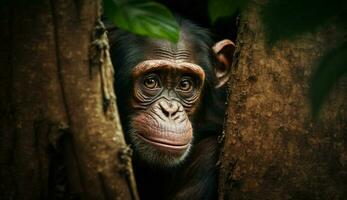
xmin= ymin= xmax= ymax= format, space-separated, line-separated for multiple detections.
xmin=157 ymin=0 xmax=238 ymax=42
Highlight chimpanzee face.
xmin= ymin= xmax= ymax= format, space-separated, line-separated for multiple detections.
xmin=110 ymin=25 xmax=234 ymax=167
xmin=128 ymin=38 xmax=206 ymax=166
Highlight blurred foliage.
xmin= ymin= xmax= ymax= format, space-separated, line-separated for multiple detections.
xmin=103 ymin=0 xmax=179 ymax=43
xmin=261 ymin=0 xmax=347 ymax=44
xmin=208 ymin=0 xmax=249 ymax=23
xmin=309 ymin=42 xmax=347 ymax=117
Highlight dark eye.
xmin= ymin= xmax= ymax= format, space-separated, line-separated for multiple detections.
xmin=178 ymin=78 xmax=193 ymax=92
xmin=143 ymin=75 xmax=160 ymax=89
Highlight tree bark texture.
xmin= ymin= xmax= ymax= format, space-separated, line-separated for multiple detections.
xmin=219 ymin=1 xmax=347 ymax=200
xmin=0 ymin=1 xmax=138 ymax=199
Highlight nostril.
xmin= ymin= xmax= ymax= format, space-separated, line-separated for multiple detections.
xmin=162 ymin=108 xmax=170 ymax=118
xmin=159 ymin=100 xmax=180 ymax=120
xmin=159 ymin=101 xmax=171 ymax=118
xmin=172 ymin=112 xmax=181 ymax=121
xmin=170 ymin=108 xmax=179 ymax=118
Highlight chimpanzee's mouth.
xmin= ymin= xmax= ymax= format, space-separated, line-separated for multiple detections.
xmin=137 ymin=134 xmax=189 ymax=154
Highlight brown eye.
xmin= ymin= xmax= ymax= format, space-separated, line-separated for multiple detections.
xmin=178 ymin=78 xmax=193 ymax=92
xmin=143 ymin=75 xmax=160 ymax=89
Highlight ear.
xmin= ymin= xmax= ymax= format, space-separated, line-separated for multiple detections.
xmin=212 ymin=39 xmax=235 ymax=88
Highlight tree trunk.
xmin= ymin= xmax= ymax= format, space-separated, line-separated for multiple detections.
xmin=0 ymin=1 xmax=138 ymax=199
xmin=219 ymin=1 xmax=347 ymax=200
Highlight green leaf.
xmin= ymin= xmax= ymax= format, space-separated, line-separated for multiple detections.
xmin=262 ymin=0 xmax=346 ymax=44
xmin=208 ymin=0 xmax=249 ymax=23
xmin=103 ymin=0 xmax=179 ymax=43
xmin=309 ymin=42 xmax=347 ymax=117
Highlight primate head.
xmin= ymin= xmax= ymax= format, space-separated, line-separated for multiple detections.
xmin=109 ymin=18 xmax=234 ymax=167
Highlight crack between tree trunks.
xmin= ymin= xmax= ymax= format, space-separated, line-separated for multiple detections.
xmin=7 ymin=3 xmax=15 ymax=167
xmin=33 ymin=120 xmax=44 ymax=200
xmin=49 ymin=0 xmax=87 ymax=196
xmin=7 ymin=5 xmax=18 ymax=197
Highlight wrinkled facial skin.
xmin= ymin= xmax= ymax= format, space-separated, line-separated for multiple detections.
xmin=129 ymin=39 xmax=205 ymax=167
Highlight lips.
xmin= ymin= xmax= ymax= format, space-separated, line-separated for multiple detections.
xmin=132 ymin=113 xmax=193 ymax=154
xmin=137 ymin=133 xmax=189 ymax=154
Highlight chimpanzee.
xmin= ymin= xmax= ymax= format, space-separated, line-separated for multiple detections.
xmin=108 ymin=17 xmax=234 ymax=200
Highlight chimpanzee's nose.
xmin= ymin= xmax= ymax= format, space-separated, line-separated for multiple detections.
xmin=159 ymin=100 xmax=180 ymax=120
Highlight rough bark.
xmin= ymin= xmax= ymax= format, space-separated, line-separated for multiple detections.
xmin=0 ymin=1 xmax=138 ymax=199
xmin=219 ymin=1 xmax=347 ymax=200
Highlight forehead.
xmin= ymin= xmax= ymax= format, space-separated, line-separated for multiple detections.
xmin=143 ymin=35 xmax=198 ymax=63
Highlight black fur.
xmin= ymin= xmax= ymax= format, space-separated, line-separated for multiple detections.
xmin=108 ymin=18 xmax=226 ymax=200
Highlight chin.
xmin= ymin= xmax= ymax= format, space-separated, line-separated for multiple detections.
xmin=130 ymin=131 xmax=192 ymax=167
